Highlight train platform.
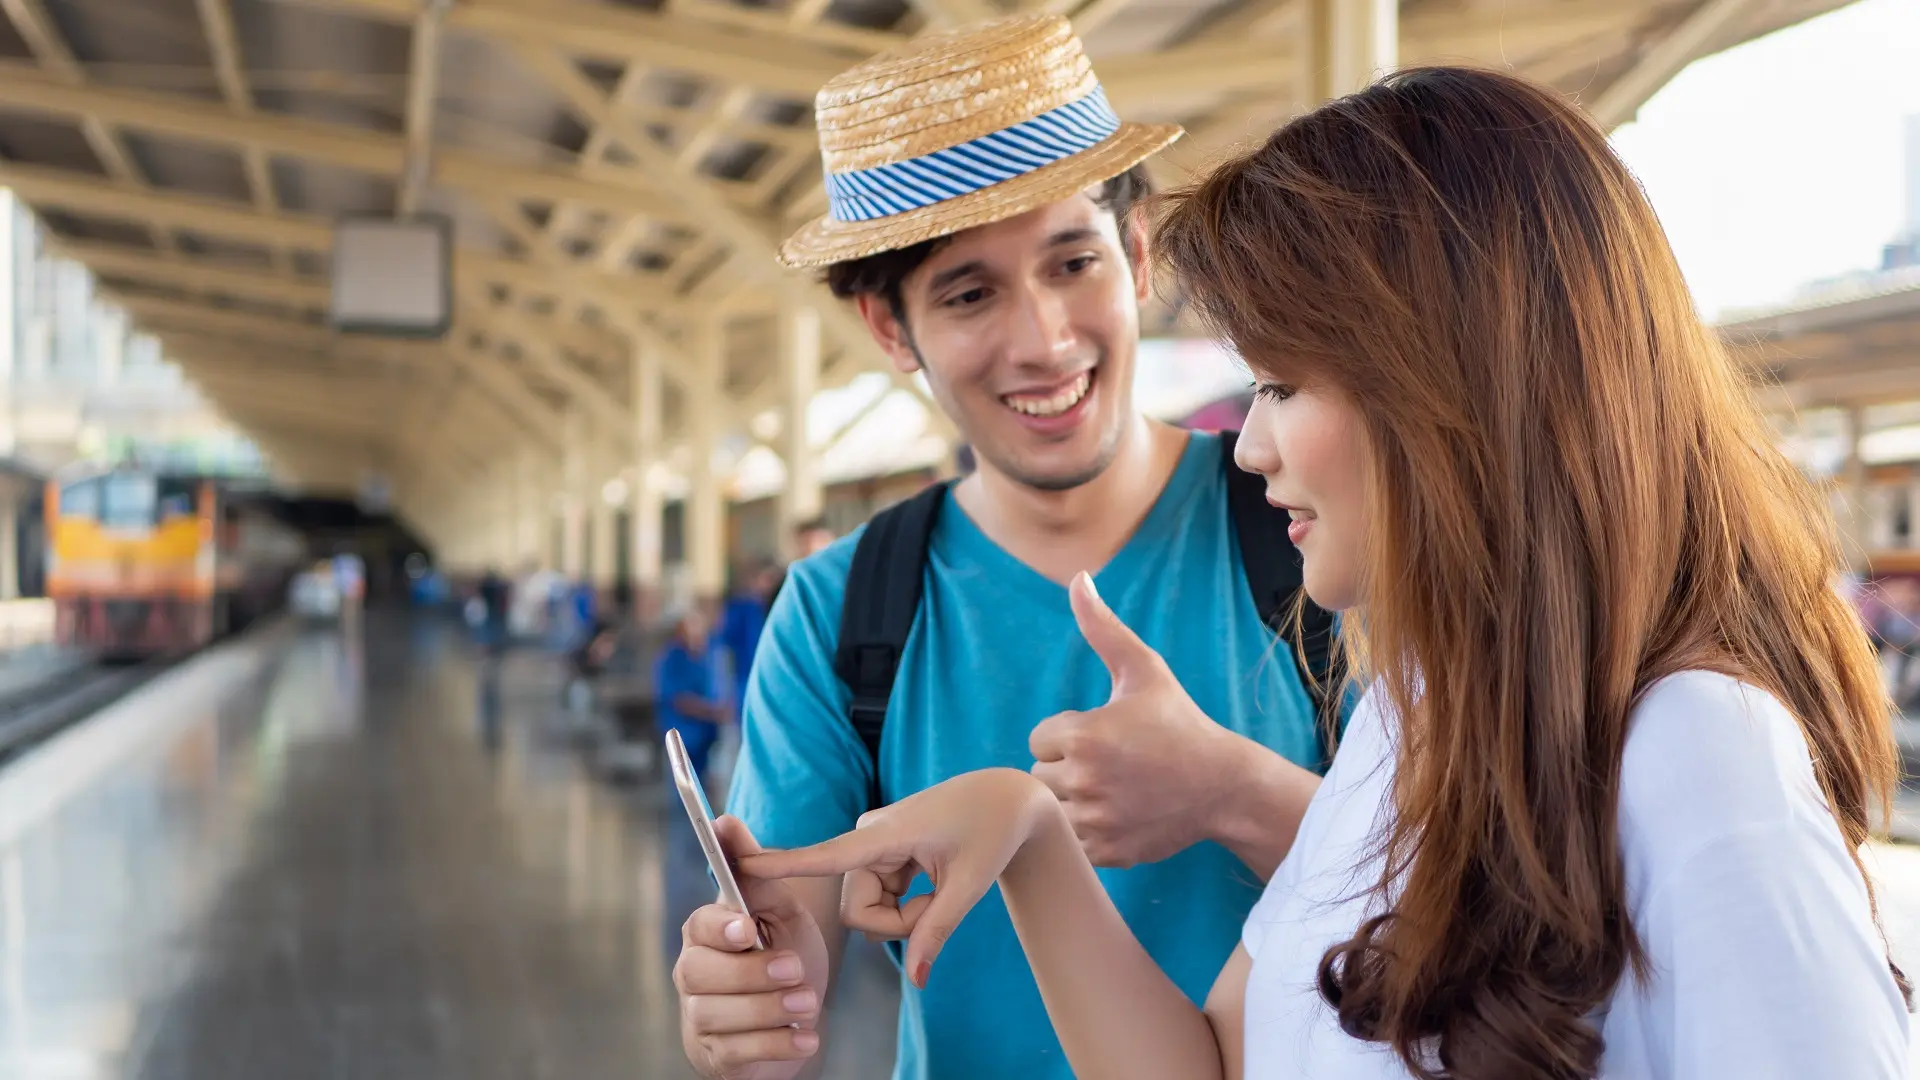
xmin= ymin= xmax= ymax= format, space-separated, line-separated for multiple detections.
xmin=0 ymin=614 xmax=901 ymax=1080
xmin=0 ymin=598 xmax=54 ymax=656
xmin=3 ymin=612 xmax=1920 ymax=1079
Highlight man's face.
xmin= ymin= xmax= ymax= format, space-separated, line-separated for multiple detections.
xmin=856 ymin=190 xmax=1150 ymax=492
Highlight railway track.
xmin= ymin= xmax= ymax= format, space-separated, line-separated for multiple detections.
xmin=0 ymin=653 xmax=180 ymax=763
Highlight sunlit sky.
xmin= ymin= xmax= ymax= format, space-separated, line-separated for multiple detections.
xmin=1608 ymin=0 xmax=1920 ymax=321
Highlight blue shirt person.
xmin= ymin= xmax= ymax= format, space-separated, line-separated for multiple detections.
xmin=655 ymin=607 xmax=728 ymax=778
xmin=672 ymin=16 xmax=1335 ymax=1080
xmin=729 ymin=433 xmax=1326 ymax=1078
xmin=717 ymin=561 xmax=780 ymax=713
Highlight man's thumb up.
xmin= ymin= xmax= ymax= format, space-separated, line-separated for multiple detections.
xmin=1068 ymin=571 xmax=1170 ymax=699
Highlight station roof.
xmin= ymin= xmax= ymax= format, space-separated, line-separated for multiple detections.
xmin=1721 ymin=268 xmax=1920 ymax=413
xmin=0 ymin=0 xmax=1852 ymax=502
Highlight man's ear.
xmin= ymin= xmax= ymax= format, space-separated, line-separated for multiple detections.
xmin=1126 ymin=211 xmax=1152 ymax=305
xmin=854 ymin=292 xmax=922 ymax=374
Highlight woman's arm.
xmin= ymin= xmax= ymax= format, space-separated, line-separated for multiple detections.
xmin=739 ymin=769 xmax=1253 ymax=1080
xmin=999 ymin=797 xmax=1242 ymax=1080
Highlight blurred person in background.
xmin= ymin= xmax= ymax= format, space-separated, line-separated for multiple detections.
xmin=1876 ymin=576 xmax=1920 ymax=710
xmin=719 ymin=559 xmax=781 ymax=713
xmin=477 ymin=566 xmax=512 ymax=658
xmin=332 ymin=550 xmax=365 ymax=633
xmin=655 ymin=603 xmax=730 ymax=783
xmin=793 ymin=519 xmax=835 ymax=560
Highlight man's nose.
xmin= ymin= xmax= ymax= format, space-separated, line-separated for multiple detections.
xmin=1002 ymin=283 xmax=1076 ymax=367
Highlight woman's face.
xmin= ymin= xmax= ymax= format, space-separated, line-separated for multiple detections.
xmin=1233 ymin=379 xmax=1373 ymax=611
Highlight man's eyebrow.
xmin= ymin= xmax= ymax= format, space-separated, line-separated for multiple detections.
xmin=1046 ymin=227 xmax=1101 ymax=247
xmin=926 ymin=259 xmax=987 ymax=294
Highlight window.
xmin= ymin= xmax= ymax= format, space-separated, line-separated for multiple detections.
xmin=157 ymin=477 xmax=198 ymax=522
xmin=58 ymin=478 xmax=100 ymax=520
xmin=98 ymin=473 xmax=158 ymax=531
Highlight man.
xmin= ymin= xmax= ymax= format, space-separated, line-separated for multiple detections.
xmin=675 ymin=14 xmax=1334 ymax=1080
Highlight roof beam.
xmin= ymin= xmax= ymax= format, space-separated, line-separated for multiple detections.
xmin=1 ymin=0 xmax=174 ymax=252
xmin=1100 ymin=40 xmax=1305 ymax=107
xmin=671 ymin=0 xmax=903 ymax=54
xmin=0 ymin=65 xmax=695 ymax=224
xmin=507 ymin=43 xmax=947 ymax=425
xmin=192 ymin=0 xmax=285 ymax=272
xmin=900 ymin=0 xmax=1001 ymax=31
xmin=287 ymin=0 xmax=865 ymax=99
xmin=1396 ymin=0 xmax=1638 ymax=64
xmin=154 ymin=330 xmax=413 ymax=381
xmin=474 ymin=195 xmax=704 ymax=398
xmin=0 ymin=164 xmax=694 ymax=312
xmin=113 ymin=292 xmax=439 ymax=359
xmin=398 ymin=0 xmax=451 ymax=215
xmin=1587 ymin=0 xmax=1762 ymax=128
xmin=59 ymin=240 xmax=331 ymax=309
xmin=463 ymin=285 xmax=634 ymax=444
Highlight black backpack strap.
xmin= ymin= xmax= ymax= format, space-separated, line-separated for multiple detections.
xmin=1217 ymin=431 xmax=1342 ymax=768
xmin=833 ymin=481 xmax=950 ymax=810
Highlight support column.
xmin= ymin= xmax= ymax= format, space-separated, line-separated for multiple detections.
xmin=777 ymin=302 xmax=823 ymax=560
xmin=591 ymin=444 xmax=618 ymax=589
xmin=1905 ymin=472 xmax=1920 ymax=550
xmin=1839 ymin=405 xmax=1869 ymax=572
xmin=0 ymin=497 xmax=19 ymax=602
xmin=632 ymin=344 xmax=666 ymax=619
xmin=560 ymin=408 xmax=587 ymax=579
xmin=687 ymin=317 xmax=727 ymax=602
xmin=1306 ymin=0 xmax=1397 ymax=103
xmin=0 ymin=195 xmax=17 ymax=461
xmin=517 ymin=450 xmax=546 ymax=570
xmin=495 ymin=465 xmax=516 ymax=570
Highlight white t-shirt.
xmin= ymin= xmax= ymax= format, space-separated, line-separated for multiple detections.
xmin=1242 ymin=671 xmax=1911 ymax=1078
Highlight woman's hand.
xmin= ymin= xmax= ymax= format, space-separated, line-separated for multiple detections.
xmin=737 ymin=768 xmax=1057 ymax=989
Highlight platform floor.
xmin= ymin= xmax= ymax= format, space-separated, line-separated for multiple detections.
xmin=0 ymin=615 xmax=900 ymax=1080
xmin=5 ymin=614 xmax=1920 ymax=1079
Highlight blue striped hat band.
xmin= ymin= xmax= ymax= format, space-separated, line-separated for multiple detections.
xmin=823 ymin=86 xmax=1123 ymax=224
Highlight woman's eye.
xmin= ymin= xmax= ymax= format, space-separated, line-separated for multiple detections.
xmin=1253 ymin=382 xmax=1296 ymax=403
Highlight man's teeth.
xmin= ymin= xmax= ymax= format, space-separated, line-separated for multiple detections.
xmin=1005 ymin=373 xmax=1091 ymax=418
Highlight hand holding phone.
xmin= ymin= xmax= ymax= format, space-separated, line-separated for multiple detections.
xmin=666 ymin=728 xmax=765 ymax=949
xmin=668 ymin=736 xmax=830 ymax=1076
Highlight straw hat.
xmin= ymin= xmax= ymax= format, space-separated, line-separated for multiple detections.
xmin=778 ymin=13 xmax=1183 ymax=269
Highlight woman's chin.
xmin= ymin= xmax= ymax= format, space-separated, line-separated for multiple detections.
xmin=1301 ymin=567 xmax=1357 ymax=614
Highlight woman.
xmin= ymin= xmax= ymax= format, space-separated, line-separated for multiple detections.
xmin=716 ymin=67 xmax=1914 ymax=1077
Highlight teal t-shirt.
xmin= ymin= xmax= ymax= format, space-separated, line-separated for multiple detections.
xmin=726 ymin=431 xmax=1326 ymax=1080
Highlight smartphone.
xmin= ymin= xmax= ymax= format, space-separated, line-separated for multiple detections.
xmin=665 ymin=728 xmax=765 ymax=950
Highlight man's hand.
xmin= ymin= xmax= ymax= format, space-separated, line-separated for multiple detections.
xmin=676 ymin=817 xmax=830 ymax=1080
xmin=1028 ymin=573 xmax=1251 ymax=869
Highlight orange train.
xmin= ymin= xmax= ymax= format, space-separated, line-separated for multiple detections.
xmin=45 ymin=465 xmax=309 ymax=659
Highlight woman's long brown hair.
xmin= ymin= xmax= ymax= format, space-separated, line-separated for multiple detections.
xmin=1153 ymin=66 xmax=1907 ymax=1078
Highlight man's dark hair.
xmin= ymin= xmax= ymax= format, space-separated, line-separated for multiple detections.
xmin=822 ymin=165 xmax=1154 ymax=325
